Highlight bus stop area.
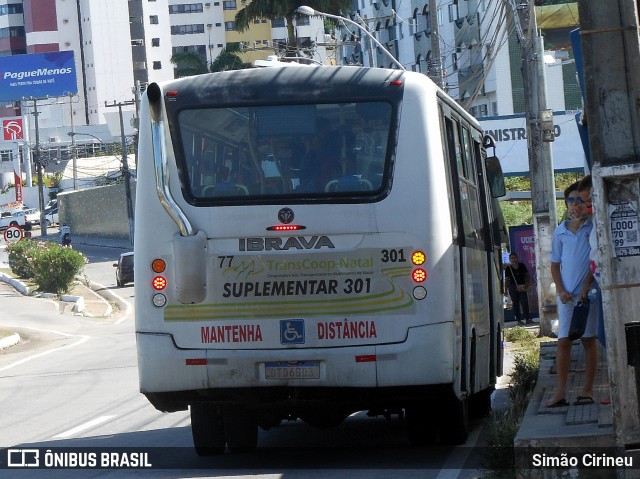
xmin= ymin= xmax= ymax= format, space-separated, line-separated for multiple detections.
xmin=513 ymin=318 xmax=619 ymax=477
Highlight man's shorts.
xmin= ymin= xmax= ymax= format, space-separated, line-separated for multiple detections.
xmin=556 ymin=295 xmax=599 ymax=339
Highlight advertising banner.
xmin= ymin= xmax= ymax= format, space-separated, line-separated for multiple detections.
xmin=508 ymin=224 xmax=539 ymax=318
xmin=0 ymin=51 xmax=77 ymax=101
xmin=480 ymin=112 xmax=585 ymax=175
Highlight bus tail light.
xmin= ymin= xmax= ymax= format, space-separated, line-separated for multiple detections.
xmin=151 ymin=259 xmax=168 ymax=307
xmin=411 ymin=251 xmax=426 ymax=265
xmin=152 ymin=293 xmax=167 ymax=307
xmin=412 ymin=268 xmax=427 ymax=283
xmin=153 ymin=276 xmax=167 ymax=290
xmin=266 ymin=225 xmax=306 ymax=231
xmin=152 ymin=259 xmax=166 ymax=273
xmin=411 ymin=251 xmax=427 ymax=299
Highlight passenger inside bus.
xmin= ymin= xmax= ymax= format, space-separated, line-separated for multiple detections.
xmin=297 ymin=119 xmax=342 ymax=193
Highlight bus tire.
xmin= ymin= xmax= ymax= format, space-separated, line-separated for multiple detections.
xmin=405 ymin=405 xmax=438 ymax=446
xmin=439 ymin=396 xmax=469 ymax=445
xmin=223 ymin=405 xmax=258 ymax=453
xmin=190 ymin=404 xmax=226 ymax=456
xmin=470 ymin=386 xmax=494 ymax=419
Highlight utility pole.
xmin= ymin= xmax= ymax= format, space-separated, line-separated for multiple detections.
xmin=577 ymin=0 xmax=640 ymax=451
xmin=429 ymin=0 xmax=443 ymax=88
xmin=69 ymin=94 xmax=78 ymax=190
xmin=32 ymin=99 xmax=47 ymax=237
xmin=518 ymin=1 xmax=557 ymax=337
xmin=132 ymin=81 xmax=142 ymax=169
xmin=105 ymin=100 xmax=135 ymax=246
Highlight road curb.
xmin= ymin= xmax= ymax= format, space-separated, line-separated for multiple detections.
xmin=0 ymin=332 xmax=20 ymax=350
xmin=0 ymin=272 xmax=30 ymax=295
xmin=83 ymin=277 xmax=127 ymax=315
xmin=0 ymin=272 xmax=86 ymax=313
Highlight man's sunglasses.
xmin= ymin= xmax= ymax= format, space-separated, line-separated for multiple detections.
xmin=566 ymin=197 xmax=585 ymax=204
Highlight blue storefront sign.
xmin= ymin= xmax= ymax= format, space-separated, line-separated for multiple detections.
xmin=0 ymin=51 xmax=77 ymax=101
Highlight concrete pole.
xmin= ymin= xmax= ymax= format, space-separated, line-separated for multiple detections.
xmin=577 ymin=0 xmax=640 ymax=449
xmin=70 ymin=94 xmax=78 ymax=190
xmin=33 ymin=100 xmax=47 ymax=237
xmin=105 ymin=99 xmax=136 ymax=247
xmin=520 ymin=4 xmax=557 ymax=337
xmin=118 ymin=103 xmax=134 ymax=247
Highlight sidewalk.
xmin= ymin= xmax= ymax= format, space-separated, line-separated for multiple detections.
xmin=37 ymin=230 xmax=133 ymax=250
xmin=515 ymin=337 xmax=616 ymax=477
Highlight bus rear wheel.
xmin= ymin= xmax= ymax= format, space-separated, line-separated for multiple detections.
xmin=190 ymin=404 xmax=225 ymax=456
xmin=438 ymin=396 xmax=469 ymax=445
xmin=222 ymin=405 xmax=258 ymax=453
xmin=405 ymin=405 xmax=438 ymax=446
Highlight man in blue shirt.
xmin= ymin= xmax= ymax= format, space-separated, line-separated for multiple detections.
xmin=545 ymin=182 xmax=598 ymax=408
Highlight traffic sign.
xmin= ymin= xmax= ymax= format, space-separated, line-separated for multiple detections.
xmin=3 ymin=225 xmax=23 ymax=243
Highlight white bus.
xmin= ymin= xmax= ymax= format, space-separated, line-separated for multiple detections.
xmin=135 ymin=65 xmax=507 ymax=454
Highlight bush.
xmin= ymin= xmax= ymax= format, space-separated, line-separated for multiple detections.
xmin=6 ymin=239 xmax=38 ymax=278
xmin=504 ymin=326 xmax=534 ymax=343
xmin=508 ymin=348 xmax=539 ymax=406
xmin=482 ymin=335 xmax=540 ymax=477
xmin=7 ymin=240 xmax=86 ymax=294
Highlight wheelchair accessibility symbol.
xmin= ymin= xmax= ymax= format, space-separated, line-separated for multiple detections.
xmin=280 ymin=319 xmax=305 ymax=345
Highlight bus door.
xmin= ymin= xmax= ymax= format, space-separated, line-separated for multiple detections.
xmin=444 ymin=116 xmax=490 ymax=395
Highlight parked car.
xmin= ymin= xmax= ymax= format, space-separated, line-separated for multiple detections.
xmin=44 ymin=205 xmax=59 ymax=226
xmin=114 ymin=252 xmax=134 ymax=287
xmin=0 ymin=210 xmax=27 ymax=230
xmin=23 ymin=208 xmax=41 ymax=226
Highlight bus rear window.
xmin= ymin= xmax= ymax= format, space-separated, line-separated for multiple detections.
xmin=176 ymin=102 xmax=393 ymax=202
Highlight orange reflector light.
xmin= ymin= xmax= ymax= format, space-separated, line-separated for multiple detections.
xmin=186 ymin=358 xmax=207 ymax=366
xmin=152 ymin=276 xmax=167 ymax=290
xmin=412 ymin=268 xmax=427 ymax=283
xmin=355 ymin=354 xmax=377 ymax=363
xmin=412 ymin=251 xmax=426 ymax=265
xmin=152 ymin=259 xmax=166 ymax=273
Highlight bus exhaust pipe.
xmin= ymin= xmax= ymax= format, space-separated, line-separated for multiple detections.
xmin=148 ymin=83 xmax=206 ymax=304
xmin=148 ymin=82 xmax=195 ymax=238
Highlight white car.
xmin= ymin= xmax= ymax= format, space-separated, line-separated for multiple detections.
xmin=44 ymin=205 xmax=59 ymax=226
xmin=23 ymin=208 xmax=41 ymax=226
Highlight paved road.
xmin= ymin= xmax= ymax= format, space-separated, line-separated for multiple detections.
xmin=0 ymin=236 xmax=500 ymax=478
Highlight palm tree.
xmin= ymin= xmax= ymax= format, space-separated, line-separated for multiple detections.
xmin=234 ymin=0 xmax=351 ymax=56
xmin=171 ymin=44 xmax=251 ymax=78
xmin=210 ymin=43 xmax=252 ymax=72
xmin=170 ymin=52 xmax=209 ymax=78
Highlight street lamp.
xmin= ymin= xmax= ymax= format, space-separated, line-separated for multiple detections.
xmin=296 ymin=6 xmax=405 ymax=71
xmin=67 ymin=132 xmax=103 ymax=191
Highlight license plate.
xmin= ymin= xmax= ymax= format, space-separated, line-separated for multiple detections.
xmin=264 ymin=361 xmax=320 ymax=380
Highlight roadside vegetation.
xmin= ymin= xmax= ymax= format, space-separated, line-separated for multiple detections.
xmin=5 ymin=239 xmax=86 ymax=295
xmin=499 ymin=172 xmax=585 ymax=227
xmin=483 ymin=326 xmax=541 ymax=476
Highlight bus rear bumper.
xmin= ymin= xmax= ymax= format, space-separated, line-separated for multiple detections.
xmin=137 ymin=322 xmax=455 ymax=412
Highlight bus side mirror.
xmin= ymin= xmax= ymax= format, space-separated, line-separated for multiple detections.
xmin=485 ymin=156 xmax=506 ymax=198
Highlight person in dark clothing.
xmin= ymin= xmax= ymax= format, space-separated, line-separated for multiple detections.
xmin=505 ymin=253 xmax=532 ymax=324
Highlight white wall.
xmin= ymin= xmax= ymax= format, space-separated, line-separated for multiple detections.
xmin=143 ymin=0 xmax=174 ymax=83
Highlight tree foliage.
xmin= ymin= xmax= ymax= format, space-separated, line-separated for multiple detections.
xmin=500 ymin=172 xmax=586 ymax=228
xmin=170 ymin=52 xmax=209 ymax=78
xmin=171 ymin=44 xmax=251 ymax=78
xmin=210 ymin=43 xmax=252 ymax=72
xmin=234 ymin=0 xmax=351 ymax=54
